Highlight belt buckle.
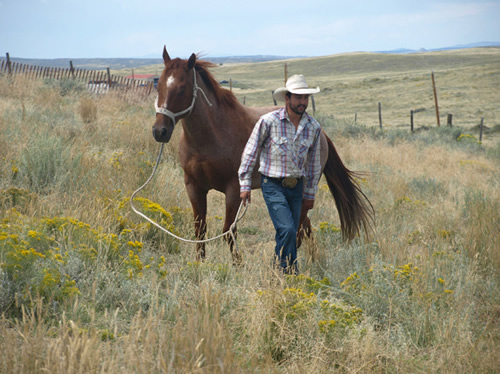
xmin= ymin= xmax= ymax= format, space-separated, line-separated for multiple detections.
xmin=282 ymin=177 xmax=297 ymax=188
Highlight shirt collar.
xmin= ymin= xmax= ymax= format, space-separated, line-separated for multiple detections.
xmin=280 ymin=107 xmax=312 ymax=137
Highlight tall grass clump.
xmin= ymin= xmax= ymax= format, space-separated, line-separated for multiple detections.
xmin=79 ymin=97 xmax=98 ymax=124
xmin=461 ymin=190 xmax=500 ymax=269
xmin=320 ymin=114 xmax=491 ymax=156
xmin=1 ymin=57 xmax=499 ymax=373
xmin=17 ymin=133 xmax=85 ymax=193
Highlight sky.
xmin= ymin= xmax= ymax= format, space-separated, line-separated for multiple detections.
xmin=1 ymin=0 xmax=499 ymax=59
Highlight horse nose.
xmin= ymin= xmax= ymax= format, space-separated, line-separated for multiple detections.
xmin=152 ymin=126 xmax=163 ymax=141
xmin=152 ymin=126 xmax=161 ymax=141
xmin=152 ymin=124 xmax=172 ymax=143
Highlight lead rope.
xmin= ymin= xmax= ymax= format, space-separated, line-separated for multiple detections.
xmin=130 ymin=144 xmax=247 ymax=253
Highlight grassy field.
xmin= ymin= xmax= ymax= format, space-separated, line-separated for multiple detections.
xmin=129 ymin=48 xmax=500 ymax=142
xmin=1 ymin=49 xmax=499 ymax=373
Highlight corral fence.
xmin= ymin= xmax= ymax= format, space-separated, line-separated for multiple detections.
xmin=1 ymin=53 xmax=155 ymax=99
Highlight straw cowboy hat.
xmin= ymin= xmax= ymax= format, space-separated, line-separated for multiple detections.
xmin=273 ymin=74 xmax=320 ymax=102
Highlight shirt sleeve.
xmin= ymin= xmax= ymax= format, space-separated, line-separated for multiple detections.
xmin=303 ymin=126 xmax=322 ymax=200
xmin=238 ymin=117 xmax=269 ymax=192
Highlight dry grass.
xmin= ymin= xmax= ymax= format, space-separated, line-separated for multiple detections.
xmin=1 ymin=48 xmax=499 ymax=373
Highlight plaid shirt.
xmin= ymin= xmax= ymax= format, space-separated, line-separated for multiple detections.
xmin=239 ymin=107 xmax=322 ymax=200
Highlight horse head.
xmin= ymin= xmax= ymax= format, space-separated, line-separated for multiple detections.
xmin=152 ymin=46 xmax=197 ymax=143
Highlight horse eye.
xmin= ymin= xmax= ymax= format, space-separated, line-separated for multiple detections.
xmin=177 ymin=83 xmax=187 ymax=94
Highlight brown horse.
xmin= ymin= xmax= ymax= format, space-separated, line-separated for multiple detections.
xmin=152 ymin=47 xmax=373 ymax=263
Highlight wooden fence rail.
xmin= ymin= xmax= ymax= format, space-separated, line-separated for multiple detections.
xmin=0 ymin=55 xmax=155 ymax=99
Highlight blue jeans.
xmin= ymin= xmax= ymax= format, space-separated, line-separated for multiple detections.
xmin=261 ymin=175 xmax=304 ymax=274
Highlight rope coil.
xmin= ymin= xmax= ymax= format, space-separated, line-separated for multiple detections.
xmin=130 ymin=143 xmax=247 ymax=253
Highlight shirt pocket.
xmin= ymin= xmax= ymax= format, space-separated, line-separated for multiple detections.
xmin=298 ymin=138 xmax=312 ymax=158
xmin=270 ymin=136 xmax=288 ymax=156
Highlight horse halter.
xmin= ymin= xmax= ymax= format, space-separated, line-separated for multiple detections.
xmin=154 ymin=68 xmax=213 ymax=125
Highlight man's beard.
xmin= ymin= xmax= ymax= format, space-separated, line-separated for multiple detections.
xmin=290 ymin=103 xmax=307 ymax=115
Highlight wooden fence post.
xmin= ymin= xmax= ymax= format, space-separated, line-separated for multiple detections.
xmin=6 ymin=52 xmax=12 ymax=74
xmin=272 ymin=91 xmax=277 ymax=105
xmin=311 ymin=95 xmax=316 ymax=115
xmin=106 ymin=67 xmax=112 ymax=87
xmin=447 ymin=114 xmax=453 ymax=127
xmin=411 ymin=110 xmax=414 ymax=133
xmin=69 ymin=61 xmax=75 ymax=79
xmin=148 ymin=80 xmax=153 ymax=95
xmin=432 ymin=71 xmax=440 ymax=126
xmin=284 ymin=63 xmax=288 ymax=85
xmin=378 ymin=102 xmax=382 ymax=129
xmin=479 ymin=117 xmax=484 ymax=142
xmin=354 ymin=112 xmax=357 ymax=123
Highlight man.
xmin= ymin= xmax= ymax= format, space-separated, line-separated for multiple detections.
xmin=238 ymin=74 xmax=322 ymax=274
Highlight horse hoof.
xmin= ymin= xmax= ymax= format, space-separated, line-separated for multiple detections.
xmin=232 ymin=253 xmax=243 ymax=267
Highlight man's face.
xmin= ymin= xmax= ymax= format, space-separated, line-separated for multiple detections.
xmin=286 ymin=93 xmax=309 ymax=115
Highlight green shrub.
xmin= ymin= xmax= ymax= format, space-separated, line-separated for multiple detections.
xmin=43 ymin=78 xmax=85 ymax=96
xmin=18 ymin=133 xmax=85 ymax=193
xmin=408 ymin=176 xmax=446 ymax=200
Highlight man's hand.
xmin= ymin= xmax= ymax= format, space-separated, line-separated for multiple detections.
xmin=303 ymin=198 xmax=314 ymax=210
xmin=240 ymin=191 xmax=251 ymax=206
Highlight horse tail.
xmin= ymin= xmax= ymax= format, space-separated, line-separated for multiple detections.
xmin=323 ymin=134 xmax=375 ymax=240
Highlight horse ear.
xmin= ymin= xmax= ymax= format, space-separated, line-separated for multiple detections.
xmin=187 ymin=53 xmax=196 ymax=70
xmin=163 ymin=46 xmax=171 ymax=65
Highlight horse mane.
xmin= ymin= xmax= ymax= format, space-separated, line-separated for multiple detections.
xmin=194 ymin=59 xmax=240 ymax=109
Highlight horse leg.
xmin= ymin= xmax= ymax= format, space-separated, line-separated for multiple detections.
xmin=297 ymin=202 xmax=313 ymax=248
xmin=223 ymin=190 xmax=243 ymax=266
xmin=186 ymin=183 xmax=208 ymax=261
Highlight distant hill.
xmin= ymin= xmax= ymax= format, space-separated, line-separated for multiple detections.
xmin=377 ymin=41 xmax=500 ymax=54
xmin=0 ymin=57 xmax=162 ymax=71
xmin=0 ymin=55 xmax=304 ymax=71
xmin=2 ymin=42 xmax=499 ymax=70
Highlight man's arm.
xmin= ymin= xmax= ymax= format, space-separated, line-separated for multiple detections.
xmin=302 ymin=198 xmax=314 ymax=210
xmin=238 ymin=118 xmax=269 ymax=204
